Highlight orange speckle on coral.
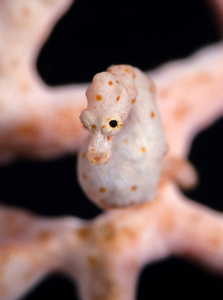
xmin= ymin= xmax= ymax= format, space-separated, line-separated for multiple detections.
xmin=140 ymin=147 xmax=146 ymax=153
xmin=91 ymin=124 xmax=96 ymax=129
xmin=132 ymin=99 xmax=136 ymax=104
xmin=21 ymin=7 xmax=31 ymax=18
xmin=37 ymin=231 xmax=53 ymax=243
xmin=108 ymin=68 xmax=112 ymax=72
xmin=91 ymin=149 xmax=95 ymax=152
xmin=10 ymin=58 xmax=20 ymax=69
xmin=174 ymin=104 xmax=188 ymax=120
xmin=102 ymin=125 xmax=105 ymax=129
xmin=124 ymin=68 xmax=130 ymax=73
xmin=158 ymin=88 xmax=169 ymax=99
xmin=116 ymin=96 xmax=120 ymax=101
xmin=96 ymin=94 xmax=102 ymax=101
xmin=82 ymin=152 xmax=86 ymax=159
xmin=150 ymin=112 xmax=155 ymax=118
xmin=109 ymin=81 xmax=113 ymax=85
xmin=116 ymin=80 xmax=120 ymax=84
xmin=17 ymin=125 xmax=39 ymax=138
xmin=107 ymin=136 xmax=110 ymax=141
xmin=77 ymin=228 xmax=89 ymax=240
xmin=148 ymin=79 xmax=156 ymax=94
xmin=99 ymin=187 xmax=106 ymax=193
xmin=18 ymin=81 xmax=31 ymax=93
xmin=82 ymin=174 xmax=87 ymax=180
xmin=131 ymin=186 xmax=137 ymax=191
xmin=208 ymin=228 xmax=222 ymax=249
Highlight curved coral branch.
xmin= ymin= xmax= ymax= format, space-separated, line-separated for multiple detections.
xmin=0 ymin=204 xmax=88 ymax=300
xmin=1 ymin=182 xmax=223 ymax=300
xmin=0 ymin=0 xmax=88 ymax=163
xmin=150 ymin=42 xmax=223 ymax=157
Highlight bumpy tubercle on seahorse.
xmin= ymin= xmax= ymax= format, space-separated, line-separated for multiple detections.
xmin=78 ymin=65 xmax=198 ymax=209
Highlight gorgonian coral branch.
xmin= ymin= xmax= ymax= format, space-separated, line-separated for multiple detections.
xmin=0 ymin=0 xmax=87 ymax=163
xmin=0 ymin=0 xmax=223 ymax=299
xmin=150 ymin=42 xmax=223 ymax=157
xmin=1 ymin=181 xmax=223 ymax=300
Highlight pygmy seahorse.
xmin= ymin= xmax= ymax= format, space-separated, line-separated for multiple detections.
xmin=78 ymin=65 xmax=168 ymax=209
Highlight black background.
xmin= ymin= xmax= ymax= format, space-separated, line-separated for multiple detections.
xmin=0 ymin=0 xmax=223 ymax=299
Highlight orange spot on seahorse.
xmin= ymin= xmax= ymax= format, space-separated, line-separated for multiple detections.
xmin=99 ymin=187 xmax=106 ymax=193
xmin=140 ymin=147 xmax=146 ymax=153
xmin=96 ymin=94 xmax=102 ymax=101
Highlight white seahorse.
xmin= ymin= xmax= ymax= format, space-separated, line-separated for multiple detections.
xmin=78 ymin=65 xmax=196 ymax=209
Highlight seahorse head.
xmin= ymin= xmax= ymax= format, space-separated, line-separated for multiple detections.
xmin=80 ymin=66 xmax=137 ymax=165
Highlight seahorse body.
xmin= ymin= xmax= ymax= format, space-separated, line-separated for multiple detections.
xmin=78 ymin=65 xmax=167 ymax=208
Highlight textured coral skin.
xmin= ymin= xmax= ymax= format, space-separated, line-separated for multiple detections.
xmin=78 ymin=65 xmax=167 ymax=208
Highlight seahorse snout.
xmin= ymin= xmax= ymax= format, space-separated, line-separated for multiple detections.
xmin=87 ymin=132 xmax=112 ymax=165
xmin=88 ymin=151 xmax=109 ymax=165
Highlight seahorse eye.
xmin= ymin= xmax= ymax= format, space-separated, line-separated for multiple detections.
xmin=109 ymin=120 xmax=118 ymax=128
